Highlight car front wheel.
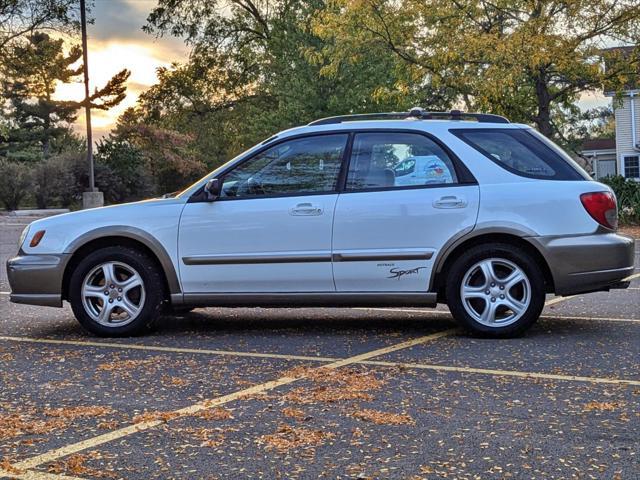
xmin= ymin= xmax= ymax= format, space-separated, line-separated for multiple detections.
xmin=446 ymin=243 xmax=545 ymax=337
xmin=69 ymin=246 xmax=164 ymax=337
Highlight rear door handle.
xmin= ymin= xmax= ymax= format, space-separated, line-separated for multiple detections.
xmin=289 ymin=202 xmax=323 ymax=216
xmin=433 ymin=195 xmax=467 ymax=209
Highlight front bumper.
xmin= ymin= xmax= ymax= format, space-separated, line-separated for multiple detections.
xmin=529 ymin=233 xmax=636 ymax=296
xmin=6 ymin=252 xmax=70 ymax=307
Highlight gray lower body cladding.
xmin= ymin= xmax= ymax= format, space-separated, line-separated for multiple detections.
xmin=529 ymin=232 xmax=636 ymax=295
xmin=6 ymin=253 xmax=70 ymax=307
xmin=6 ymin=233 xmax=635 ymax=308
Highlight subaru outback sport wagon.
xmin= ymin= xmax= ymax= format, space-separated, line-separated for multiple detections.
xmin=7 ymin=109 xmax=635 ymax=337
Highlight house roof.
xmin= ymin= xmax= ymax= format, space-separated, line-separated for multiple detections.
xmin=580 ymin=138 xmax=616 ymax=152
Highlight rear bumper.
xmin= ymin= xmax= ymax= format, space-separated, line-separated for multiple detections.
xmin=6 ymin=252 xmax=69 ymax=307
xmin=529 ymin=233 xmax=636 ymax=295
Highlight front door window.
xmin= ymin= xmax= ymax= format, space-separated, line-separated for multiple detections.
xmin=221 ymin=134 xmax=348 ymax=198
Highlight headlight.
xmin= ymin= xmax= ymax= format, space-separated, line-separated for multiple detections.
xmin=18 ymin=225 xmax=30 ymax=248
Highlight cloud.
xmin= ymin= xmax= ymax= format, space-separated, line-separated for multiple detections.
xmin=54 ymin=0 xmax=189 ymax=139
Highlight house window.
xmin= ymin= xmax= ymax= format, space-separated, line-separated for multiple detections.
xmin=624 ymin=156 xmax=640 ymax=179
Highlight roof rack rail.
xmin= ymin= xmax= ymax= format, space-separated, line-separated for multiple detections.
xmin=308 ymin=108 xmax=509 ymax=126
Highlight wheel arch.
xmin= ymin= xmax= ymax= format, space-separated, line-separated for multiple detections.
xmin=431 ymin=227 xmax=555 ymax=298
xmin=61 ymin=226 xmax=181 ymax=301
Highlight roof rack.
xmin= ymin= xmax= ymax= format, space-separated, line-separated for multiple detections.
xmin=308 ymin=108 xmax=510 ymax=126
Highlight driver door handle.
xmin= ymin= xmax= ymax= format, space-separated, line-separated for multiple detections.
xmin=290 ymin=202 xmax=323 ymax=216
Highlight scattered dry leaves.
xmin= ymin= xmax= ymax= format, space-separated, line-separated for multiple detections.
xmin=0 ymin=413 xmax=66 ymax=439
xmin=185 ymin=427 xmax=225 ymax=448
xmin=97 ymin=420 xmax=120 ymax=430
xmin=282 ymin=407 xmax=308 ymax=421
xmin=48 ymin=452 xmax=116 ymax=478
xmin=162 ymin=375 xmax=188 ymax=387
xmin=259 ymin=423 xmax=334 ymax=452
xmin=350 ymin=408 xmax=415 ymax=425
xmin=583 ymin=401 xmax=621 ymax=412
xmin=44 ymin=406 xmax=113 ymax=420
xmin=96 ymin=357 xmax=165 ymax=373
xmin=0 ymin=458 xmax=23 ymax=475
xmin=195 ymin=407 xmax=233 ymax=421
xmin=281 ymin=367 xmax=383 ymax=404
xmin=133 ymin=411 xmax=180 ymax=424
xmin=0 ymin=353 xmax=14 ymax=362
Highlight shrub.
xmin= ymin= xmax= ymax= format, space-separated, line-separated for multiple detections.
xmin=0 ymin=160 xmax=33 ymax=211
xmin=55 ymin=153 xmax=88 ymax=207
xmin=30 ymin=153 xmax=87 ymax=208
xmin=33 ymin=160 xmax=55 ymax=209
xmin=95 ymin=138 xmax=154 ymax=203
xmin=601 ymin=175 xmax=640 ymax=225
xmin=104 ymin=124 xmax=207 ymax=196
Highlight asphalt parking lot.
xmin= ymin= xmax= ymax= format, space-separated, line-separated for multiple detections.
xmin=1 ymin=215 xmax=639 ymax=479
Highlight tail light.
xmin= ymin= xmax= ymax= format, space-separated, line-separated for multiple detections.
xmin=580 ymin=192 xmax=618 ymax=230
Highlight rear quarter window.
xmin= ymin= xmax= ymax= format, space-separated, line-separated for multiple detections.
xmin=451 ymin=128 xmax=588 ymax=180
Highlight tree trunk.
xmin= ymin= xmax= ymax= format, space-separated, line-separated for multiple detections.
xmin=534 ymin=75 xmax=553 ymax=138
xmin=43 ymin=114 xmax=51 ymax=158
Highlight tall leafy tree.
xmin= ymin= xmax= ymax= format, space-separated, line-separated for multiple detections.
xmin=0 ymin=0 xmax=81 ymax=54
xmin=98 ymin=108 xmax=207 ymax=195
xmin=315 ymin=0 xmax=640 ymax=139
xmin=1 ymin=32 xmax=130 ymax=159
xmin=137 ymin=0 xmax=428 ymax=162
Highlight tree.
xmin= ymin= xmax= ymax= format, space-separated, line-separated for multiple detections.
xmin=99 ymin=109 xmax=207 ymax=195
xmin=314 ymin=0 xmax=640 ymax=140
xmin=1 ymin=32 xmax=130 ymax=159
xmin=94 ymin=135 xmax=154 ymax=203
xmin=0 ymin=159 xmax=32 ymax=210
xmin=138 ymin=0 xmax=425 ymax=163
xmin=0 ymin=0 xmax=80 ymax=54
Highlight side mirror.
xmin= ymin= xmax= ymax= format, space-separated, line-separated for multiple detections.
xmin=204 ymin=178 xmax=221 ymax=201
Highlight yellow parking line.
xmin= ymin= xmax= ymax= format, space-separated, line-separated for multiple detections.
xmin=544 ymin=295 xmax=575 ymax=306
xmin=541 ymin=314 xmax=640 ymax=324
xmin=539 ymin=271 xmax=640 ymax=309
xmin=359 ymin=272 xmax=640 ymax=315
xmin=11 ymin=329 xmax=456 ymax=471
xmin=0 ymin=336 xmax=337 ymax=363
xmin=0 ymin=469 xmax=86 ymax=480
xmin=363 ymin=359 xmax=640 ymax=386
xmin=357 ymin=294 xmax=581 ymax=315
xmin=356 ymin=293 xmax=571 ymax=316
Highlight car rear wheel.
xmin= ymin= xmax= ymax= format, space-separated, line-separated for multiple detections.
xmin=445 ymin=243 xmax=545 ymax=337
xmin=69 ymin=246 xmax=164 ymax=337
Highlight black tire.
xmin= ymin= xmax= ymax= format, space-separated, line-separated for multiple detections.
xmin=445 ymin=243 xmax=545 ymax=338
xmin=69 ymin=246 xmax=165 ymax=337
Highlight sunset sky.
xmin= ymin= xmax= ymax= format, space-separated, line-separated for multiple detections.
xmin=54 ymin=0 xmax=610 ymax=141
xmin=53 ymin=0 xmax=188 ymax=139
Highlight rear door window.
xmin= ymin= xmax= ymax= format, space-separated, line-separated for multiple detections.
xmin=346 ymin=132 xmax=459 ymax=190
xmin=451 ymin=128 xmax=586 ymax=180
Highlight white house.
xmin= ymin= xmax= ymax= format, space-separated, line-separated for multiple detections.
xmin=611 ymin=91 xmax=640 ymax=180
xmin=582 ymin=92 xmax=640 ymax=181
xmin=580 ymin=138 xmax=617 ymax=179
xmin=584 ymin=47 xmax=640 ymax=180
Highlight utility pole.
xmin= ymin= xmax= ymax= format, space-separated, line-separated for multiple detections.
xmin=80 ymin=0 xmax=104 ymax=209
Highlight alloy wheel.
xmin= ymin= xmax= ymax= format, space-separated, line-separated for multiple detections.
xmin=460 ymin=258 xmax=531 ymax=327
xmin=81 ymin=261 xmax=146 ymax=327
